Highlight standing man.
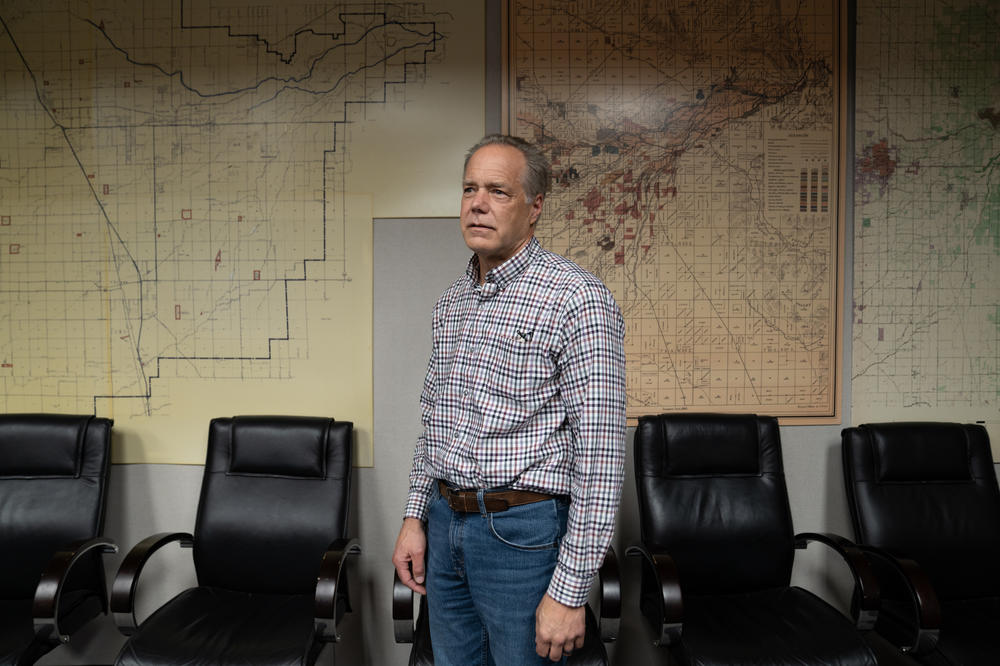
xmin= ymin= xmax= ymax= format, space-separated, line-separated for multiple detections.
xmin=392 ymin=135 xmax=626 ymax=665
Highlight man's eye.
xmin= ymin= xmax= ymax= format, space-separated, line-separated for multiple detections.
xmin=491 ymin=189 xmax=510 ymax=198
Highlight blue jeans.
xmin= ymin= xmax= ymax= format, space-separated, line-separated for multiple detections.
xmin=426 ymin=484 xmax=570 ymax=666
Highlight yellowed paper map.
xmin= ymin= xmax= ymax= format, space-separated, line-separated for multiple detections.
xmin=506 ymin=0 xmax=844 ymax=420
xmin=0 ymin=1 xmax=483 ymax=463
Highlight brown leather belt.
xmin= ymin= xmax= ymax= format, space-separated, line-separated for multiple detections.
xmin=438 ymin=480 xmax=559 ymax=513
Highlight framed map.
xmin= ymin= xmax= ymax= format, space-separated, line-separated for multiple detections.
xmin=504 ymin=0 xmax=846 ymax=421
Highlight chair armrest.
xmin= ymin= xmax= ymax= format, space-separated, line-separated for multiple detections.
xmin=314 ymin=537 xmax=362 ymax=642
xmin=857 ymin=545 xmax=941 ymax=655
xmin=794 ymin=531 xmax=880 ymax=630
xmin=110 ymin=532 xmax=194 ymax=636
xmin=596 ymin=546 xmax=621 ymax=642
xmin=625 ymin=544 xmax=682 ymax=647
xmin=392 ymin=569 xmax=417 ymax=644
xmin=32 ymin=537 xmax=119 ymax=643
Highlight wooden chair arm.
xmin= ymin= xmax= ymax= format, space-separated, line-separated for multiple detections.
xmin=32 ymin=537 xmax=119 ymax=643
xmin=625 ymin=544 xmax=683 ymax=647
xmin=596 ymin=546 xmax=621 ymax=642
xmin=110 ymin=532 xmax=194 ymax=636
xmin=392 ymin=569 xmax=418 ymax=644
xmin=314 ymin=537 xmax=362 ymax=642
xmin=858 ymin=545 xmax=941 ymax=655
xmin=794 ymin=531 xmax=881 ymax=629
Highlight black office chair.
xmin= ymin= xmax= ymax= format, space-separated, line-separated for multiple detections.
xmin=842 ymin=421 xmax=1000 ymax=664
xmin=392 ymin=547 xmax=620 ymax=666
xmin=0 ymin=413 xmax=117 ymax=665
xmin=628 ymin=413 xmax=879 ymax=665
xmin=111 ymin=415 xmax=361 ymax=665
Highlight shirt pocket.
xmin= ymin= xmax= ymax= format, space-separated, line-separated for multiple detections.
xmin=476 ymin=333 xmax=556 ymax=410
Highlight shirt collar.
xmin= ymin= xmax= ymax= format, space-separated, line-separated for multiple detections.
xmin=465 ymin=237 xmax=540 ymax=295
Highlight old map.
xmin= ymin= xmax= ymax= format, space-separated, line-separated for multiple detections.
xmin=506 ymin=0 xmax=844 ymax=419
xmin=852 ymin=0 xmax=999 ymax=449
xmin=0 ymin=1 xmax=481 ymax=463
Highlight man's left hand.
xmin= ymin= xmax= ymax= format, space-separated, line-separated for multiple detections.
xmin=535 ymin=593 xmax=585 ymax=661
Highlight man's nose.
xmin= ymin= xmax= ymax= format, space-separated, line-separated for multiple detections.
xmin=470 ymin=189 xmax=489 ymax=212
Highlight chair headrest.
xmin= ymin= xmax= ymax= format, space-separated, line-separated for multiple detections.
xmin=228 ymin=416 xmax=330 ymax=478
xmin=638 ymin=413 xmax=763 ymax=476
xmin=866 ymin=422 xmax=974 ymax=482
xmin=0 ymin=414 xmax=94 ymax=477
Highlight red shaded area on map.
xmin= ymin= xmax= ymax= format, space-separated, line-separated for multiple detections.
xmin=856 ymin=139 xmax=897 ymax=195
xmin=858 ymin=140 xmax=896 ymax=178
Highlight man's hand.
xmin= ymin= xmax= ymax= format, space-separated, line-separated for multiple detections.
xmin=535 ymin=593 xmax=585 ymax=661
xmin=392 ymin=517 xmax=427 ymax=595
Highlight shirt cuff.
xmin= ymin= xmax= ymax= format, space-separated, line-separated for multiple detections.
xmin=403 ymin=486 xmax=432 ymax=522
xmin=545 ymin=562 xmax=593 ymax=608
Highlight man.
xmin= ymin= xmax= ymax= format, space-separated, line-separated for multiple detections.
xmin=392 ymin=134 xmax=626 ymax=665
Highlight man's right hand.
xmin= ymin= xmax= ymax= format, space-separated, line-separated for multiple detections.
xmin=392 ymin=517 xmax=427 ymax=595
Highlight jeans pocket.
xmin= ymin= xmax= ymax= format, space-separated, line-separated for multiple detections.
xmin=487 ymin=499 xmax=567 ymax=551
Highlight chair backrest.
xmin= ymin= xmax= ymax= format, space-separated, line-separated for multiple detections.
xmin=0 ymin=414 xmax=112 ymax=600
xmin=193 ymin=416 xmax=353 ymax=595
xmin=842 ymin=422 xmax=1000 ymax=600
xmin=634 ymin=413 xmax=795 ymax=595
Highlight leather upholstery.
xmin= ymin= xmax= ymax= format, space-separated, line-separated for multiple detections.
xmin=633 ymin=413 xmax=876 ymax=665
xmin=842 ymin=421 xmax=1000 ymax=663
xmin=635 ymin=413 xmax=793 ymax=595
xmin=115 ymin=588 xmax=324 ymax=666
xmin=678 ymin=587 xmax=875 ymax=666
xmin=195 ymin=416 xmax=352 ymax=595
xmin=115 ymin=416 xmax=354 ymax=666
xmin=0 ymin=414 xmax=113 ymax=665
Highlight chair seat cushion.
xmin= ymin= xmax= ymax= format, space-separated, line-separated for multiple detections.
xmin=114 ymin=587 xmax=323 ymax=666
xmin=677 ymin=587 xmax=876 ymax=666
xmin=932 ymin=596 xmax=1000 ymax=665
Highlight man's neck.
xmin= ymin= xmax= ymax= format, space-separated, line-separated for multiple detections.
xmin=475 ymin=236 xmax=533 ymax=284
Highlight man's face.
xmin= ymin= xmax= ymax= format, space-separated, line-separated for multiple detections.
xmin=461 ymin=144 xmax=543 ymax=277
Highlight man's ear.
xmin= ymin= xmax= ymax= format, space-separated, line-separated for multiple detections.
xmin=529 ymin=194 xmax=544 ymax=225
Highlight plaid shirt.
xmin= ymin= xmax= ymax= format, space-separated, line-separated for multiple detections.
xmin=405 ymin=237 xmax=626 ymax=607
